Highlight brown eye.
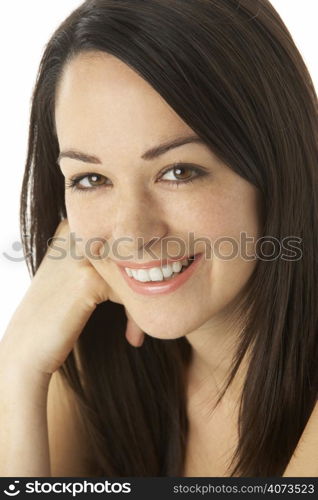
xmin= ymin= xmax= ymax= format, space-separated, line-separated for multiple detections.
xmin=160 ymin=164 xmax=206 ymax=185
xmin=65 ymin=163 xmax=208 ymax=194
xmin=172 ymin=166 xmax=193 ymax=180
xmin=85 ymin=174 xmax=105 ymax=187
xmin=65 ymin=173 xmax=109 ymax=191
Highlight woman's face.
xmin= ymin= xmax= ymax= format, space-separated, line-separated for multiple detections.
xmin=55 ymin=51 xmax=262 ymax=339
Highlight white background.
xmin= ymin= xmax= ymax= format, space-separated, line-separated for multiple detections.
xmin=0 ymin=1 xmax=317 ymax=339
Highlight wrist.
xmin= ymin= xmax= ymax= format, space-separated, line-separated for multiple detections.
xmin=0 ymin=347 xmax=52 ymax=393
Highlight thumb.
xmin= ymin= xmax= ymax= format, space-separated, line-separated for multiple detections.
xmin=124 ymin=309 xmax=145 ymax=348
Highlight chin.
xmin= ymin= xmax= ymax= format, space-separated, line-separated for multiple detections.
xmin=134 ymin=313 xmax=199 ymax=340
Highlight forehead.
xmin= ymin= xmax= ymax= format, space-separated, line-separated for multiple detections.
xmin=54 ymin=51 xmax=194 ymax=156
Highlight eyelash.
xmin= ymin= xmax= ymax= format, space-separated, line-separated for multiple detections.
xmin=64 ymin=163 xmax=208 ymax=193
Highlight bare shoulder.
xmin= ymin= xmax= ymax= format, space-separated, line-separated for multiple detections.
xmin=47 ymin=348 xmax=97 ymax=477
xmin=283 ymin=401 xmax=318 ymax=476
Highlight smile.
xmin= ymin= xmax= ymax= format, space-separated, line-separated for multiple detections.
xmin=124 ymin=256 xmax=193 ymax=282
xmin=117 ymin=253 xmax=203 ymax=295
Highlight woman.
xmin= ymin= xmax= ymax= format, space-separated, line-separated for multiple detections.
xmin=0 ymin=0 xmax=317 ymax=477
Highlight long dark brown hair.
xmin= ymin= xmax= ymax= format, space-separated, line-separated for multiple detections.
xmin=20 ymin=0 xmax=318 ymax=476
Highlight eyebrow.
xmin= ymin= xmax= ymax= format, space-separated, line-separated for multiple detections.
xmin=57 ymin=134 xmax=206 ymax=165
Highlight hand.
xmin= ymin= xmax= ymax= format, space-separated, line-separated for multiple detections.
xmin=1 ymin=219 xmax=144 ymax=378
xmin=75 ymin=228 xmax=145 ymax=349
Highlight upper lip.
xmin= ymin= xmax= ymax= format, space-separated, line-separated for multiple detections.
xmin=112 ymin=254 xmax=196 ymax=269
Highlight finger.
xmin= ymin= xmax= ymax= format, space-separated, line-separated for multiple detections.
xmin=124 ymin=309 xmax=145 ymax=348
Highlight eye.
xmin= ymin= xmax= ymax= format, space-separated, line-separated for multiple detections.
xmin=65 ymin=173 xmax=109 ymax=192
xmin=64 ymin=162 xmax=209 ymax=193
xmin=159 ymin=164 xmax=206 ymax=185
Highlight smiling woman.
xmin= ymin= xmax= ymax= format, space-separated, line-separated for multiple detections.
xmin=1 ymin=0 xmax=318 ymax=478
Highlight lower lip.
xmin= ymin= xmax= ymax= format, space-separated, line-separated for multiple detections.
xmin=117 ymin=254 xmax=203 ymax=296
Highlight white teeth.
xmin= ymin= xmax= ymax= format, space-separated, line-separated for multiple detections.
xmin=172 ymin=261 xmax=182 ymax=273
xmin=149 ymin=267 xmax=164 ymax=281
xmin=125 ymin=267 xmax=133 ymax=277
xmin=124 ymin=258 xmax=192 ymax=282
xmin=161 ymin=263 xmax=173 ymax=278
xmin=131 ymin=269 xmax=139 ymax=280
xmin=136 ymin=269 xmax=151 ymax=282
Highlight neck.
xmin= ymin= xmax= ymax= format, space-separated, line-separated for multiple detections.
xmin=185 ymin=312 xmax=249 ymax=420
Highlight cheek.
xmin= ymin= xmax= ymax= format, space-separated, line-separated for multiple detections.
xmin=198 ymin=185 xmax=261 ymax=246
xmin=191 ymin=187 xmax=260 ymax=294
xmin=65 ymin=197 xmax=111 ymax=256
xmin=65 ymin=185 xmax=261 ymax=260
xmin=202 ymin=189 xmax=261 ymax=307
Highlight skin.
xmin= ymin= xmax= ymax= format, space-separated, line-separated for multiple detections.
xmin=55 ymin=50 xmax=261 ymax=350
xmin=55 ymin=51 xmax=316 ymax=474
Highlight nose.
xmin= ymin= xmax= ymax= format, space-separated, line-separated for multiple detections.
xmin=110 ymin=192 xmax=168 ymax=259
